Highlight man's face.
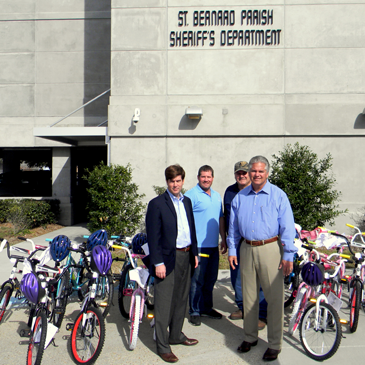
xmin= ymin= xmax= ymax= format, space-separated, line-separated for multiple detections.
xmin=235 ymin=170 xmax=250 ymax=189
xmin=249 ymin=162 xmax=269 ymax=190
xmin=198 ymin=170 xmax=214 ymax=191
xmin=167 ymin=175 xmax=184 ymax=197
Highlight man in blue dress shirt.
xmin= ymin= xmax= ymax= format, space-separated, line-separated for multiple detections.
xmin=227 ymin=156 xmax=297 ymax=361
xmin=224 ymin=161 xmax=267 ymax=330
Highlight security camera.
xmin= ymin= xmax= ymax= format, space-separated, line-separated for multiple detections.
xmin=132 ymin=108 xmax=140 ymax=123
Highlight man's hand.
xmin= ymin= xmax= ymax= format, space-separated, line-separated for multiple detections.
xmin=220 ymin=240 xmax=227 ymax=254
xmin=278 ymin=259 xmax=293 ymax=277
xmin=195 ymin=256 xmax=198 ymax=268
xmin=228 ymin=255 xmax=238 ymax=270
xmin=155 ymin=264 xmax=166 ymax=279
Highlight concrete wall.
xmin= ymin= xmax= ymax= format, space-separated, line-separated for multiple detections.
xmin=109 ymin=1 xmax=365 ymax=230
xmin=0 ymin=0 xmax=111 ymax=148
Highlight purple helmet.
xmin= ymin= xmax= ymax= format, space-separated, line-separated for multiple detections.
xmin=301 ymin=262 xmax=325 ymax=286
xmin=86 ymin=229 xmax=108 ymax=251
xmin=90 ymin=245 xmax=112 ymax=275
xmin=20 ymin=273 xmax=45 ymax=304
xmin=132 ymin=233 xmax=147 ymax=254
xmin=50 ymin=235 xmax=70 ymax=262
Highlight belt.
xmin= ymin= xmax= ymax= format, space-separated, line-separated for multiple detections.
xmin=176 ymin=245 xmax=191 ymax=252
xmin=244 ymin=236 xmax=278 ymax=247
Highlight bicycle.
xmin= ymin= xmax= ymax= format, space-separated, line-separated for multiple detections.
xmin=67 ymin=244 xmax=112 ymax=365
xmin=21 ymin=246 xmax=69 ymax=365
xmin=0 ymin=236 xmax=46 ymax=325
xmin=111 ymin=238 xmax=154 ymax=350
xmin=111 ymin=234 xmax=154 ymax=320
xmin=288 ymin=243 xmax=346 ymax=361
xmin=331 ymin=223 xmax=365 ymax=333
xmin=47 ymin=229 xmax=114 ymax=319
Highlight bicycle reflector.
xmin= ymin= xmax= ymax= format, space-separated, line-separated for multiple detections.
xmin=301 ymin=261 xmax=325 ymax=286
xmin=50 ymin=235 xmax=71 ymax=262
xmin=20 ymin=272 xmax=45 ymax=304
xmin=90 ymin=245 xmax=112 ymax=275
xmin=86 ymin=229 xmax=108 ymax=251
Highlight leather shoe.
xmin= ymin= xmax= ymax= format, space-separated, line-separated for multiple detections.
xmin=158 ymin=352 xmax=179 ymax=363
xmin=237 ymin=340 xmax=258 ymax=353
xmin=181 ymin=337 xmax=199 ymax=346
xmin=263 ymin=348 xmax=281 ymax=361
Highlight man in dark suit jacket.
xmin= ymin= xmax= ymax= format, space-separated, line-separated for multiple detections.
xmin=146 ymin=164 xmax=199 ymax=363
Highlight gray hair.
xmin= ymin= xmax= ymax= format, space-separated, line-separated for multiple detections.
xmin=248 ymin=156 xmax=270 ymax=173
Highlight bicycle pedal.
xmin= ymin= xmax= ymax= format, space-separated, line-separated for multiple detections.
xmin=66 ymin=323 xmax=74 ymax=331
xmin=50 ymin=338 xmax=58 ymax=347
xmin=19 ymin=329 xmax=31 ymax=338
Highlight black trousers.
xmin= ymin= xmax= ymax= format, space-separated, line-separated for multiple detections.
xmin=154 ymin=250 xmax=191 ymax=354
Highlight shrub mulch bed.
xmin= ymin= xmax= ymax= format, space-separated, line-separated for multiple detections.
xmin=0 ymin=223 xmax=64 ymax=245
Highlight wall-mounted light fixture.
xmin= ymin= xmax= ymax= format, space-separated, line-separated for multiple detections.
xmin=185 ymin=106 xmax=203 ymax=120
xmin=132 ymin=108 xmax=140 ymax=123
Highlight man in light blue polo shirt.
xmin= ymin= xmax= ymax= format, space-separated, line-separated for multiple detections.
xmin=185 ymin=165 xmax=227 ymax=326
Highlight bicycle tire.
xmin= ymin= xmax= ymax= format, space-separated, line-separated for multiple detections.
xmin=118 ymin=264 xmax=136 ymax=319
xmin=27 ymin=310 xmax=47 ymax=365
xmin=53 ymin=270 xmax=70 ymax=328
xmin=0 ymin=285 xmax=12 ymax=323
xmin=69 ymin=306 xmax=106 ymax=365
xmin=349 ymin=280 xmax=361 ymax=333
xmin=299 ymin=302 xmax=342 ymax=361
xmin=95 ymin=273 xmax=114 ymax=318
xmin=129 ymin=294 xmax=141 ymax=350
xmin=145 ymin=275 xmax=154 ymax=310
xmin=288 ymin=286 xmax=307 ymax=335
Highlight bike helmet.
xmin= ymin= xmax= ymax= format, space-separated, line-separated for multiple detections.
xmin=50 ymin=235 xmax=71 ymax=262
xmin=20 ymin=272 xmax=45 ymax=304
xmin=301 ymin=261 xmax=325 ymax=286
xmin=132 ymin=233 xmax=147 ymax=254
xmin=86 ymin=229 xmax=108 ymax=251
xmin=90 ymin=245 xmax=112 ymax=275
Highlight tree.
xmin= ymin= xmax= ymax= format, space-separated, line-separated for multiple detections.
xmin=83 ymin=162 xmax=146 ymax=236
xmin=269 ymin=143 xmax=346 ymax=230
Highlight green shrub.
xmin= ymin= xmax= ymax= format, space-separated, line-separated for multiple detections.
xmin=0 ymin=200 xmax=15 ymax=223
xmin=270 ymin=143 xmax=346 ymax=230
xmin=83 ymin=162 xmax=146 ymax=236
xmin=0 ymin=199 xmax=60 ymax=232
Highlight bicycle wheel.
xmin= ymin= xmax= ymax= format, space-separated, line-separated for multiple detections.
xmin=145 ymin=275 xmax=154 ymax=309
xmin=349 ymin=280 xmax=361 ymax=333
xmin=118 ymin=264 xmax=136 ymax=319
xmin=27 ymin=310 xmax=47 ymax=365
xmin=299 ymin=302 xmax=342 ymax=361
xmin=288 ymin=286 xmax=307 ymax=335
xmin=69 ymin=306 xmax=106 ymax=365
xmin=53 ymin=270 xmax=70 ymax=328
xmin=129 ymin=294 xmax=141 ymax=350
xmin=0 ymin=285 xmax=12 ymax=323
xmin=95 ymin=273 xmax=114 ymax=318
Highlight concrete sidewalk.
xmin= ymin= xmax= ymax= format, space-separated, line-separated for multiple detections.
xmin=1 ymin=225 xmax=365 ymax=364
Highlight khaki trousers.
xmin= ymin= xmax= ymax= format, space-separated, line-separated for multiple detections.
xmin=240 ymin=240 xmax=284 ymax=350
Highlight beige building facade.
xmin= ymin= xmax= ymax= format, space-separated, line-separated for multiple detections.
xmin=1 ymin=1 xmax=364 ymax=229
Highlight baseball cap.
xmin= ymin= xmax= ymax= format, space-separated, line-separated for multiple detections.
xmin=234 ymin=161 xmax=249 ymax=173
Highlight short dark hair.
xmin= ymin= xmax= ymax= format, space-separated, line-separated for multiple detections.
xmin=165 ymin=164 xmax=185 ymax=181
xmin=198 ymin=165 xmax=214 ymax=177
xmin=249 ymin=156 xmax=270 ymax=173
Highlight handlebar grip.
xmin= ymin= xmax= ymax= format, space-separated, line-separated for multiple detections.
xmin=17 ymin=236 xmax=27 ymax=241
xmin=83 ymin=235 xmax=89 ymax=239
xmin=111 ymin=236 xmax=120 ymax=239
xmin=346 ymin=223 xmax=355 ymax=228
xmin=340 ymin=254 xmax=351 ymax=259
xmin=45 ymin=238 xmax=52 ymax=242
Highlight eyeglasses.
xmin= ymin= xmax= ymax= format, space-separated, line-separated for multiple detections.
xmin=235 ymin=171 xmax=248 ymax=175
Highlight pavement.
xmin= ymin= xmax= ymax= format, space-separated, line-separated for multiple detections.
xmin=1 ymin=224 xmax=365 ymax=364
